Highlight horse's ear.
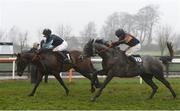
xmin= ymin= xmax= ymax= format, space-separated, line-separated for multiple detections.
xmin=14 ymin=53 xmax=17 ymax=57
xmin=16 ymin=53 xmax=21 ymax=57
xmin=14 ymin=53 xmax=20 ymax=57
xmin=91 ymin=39 xmax=94 ymax=43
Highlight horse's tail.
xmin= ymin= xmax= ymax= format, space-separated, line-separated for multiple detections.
xmin=167 ymin=41 xmax=174 ymax=58
xmin=159 ymin=42 xmax=174 ymax=77
xmin=159 ymin=41 xmax=174 ymax=64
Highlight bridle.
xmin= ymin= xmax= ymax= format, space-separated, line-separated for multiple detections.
xmin=92 ymin=40 xmax=112 ymax=55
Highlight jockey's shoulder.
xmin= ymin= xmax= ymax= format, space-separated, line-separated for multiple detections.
xmin=51 ymin=34 xmax=60 ymax=38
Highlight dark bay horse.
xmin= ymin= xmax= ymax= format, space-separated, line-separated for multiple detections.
xmin=82 ymin=39 xmax=176 ymax=102
xmin=16 ymin=49 xmax=100 ymax=96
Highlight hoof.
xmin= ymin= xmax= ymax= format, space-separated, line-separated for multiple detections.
xmin=28 ymin=94 xmax=34 ymax=96
xmin=91 ymin=88 xmax=95 ymax=93
xmin=66 ymin=90 xmax=69 ymax=96
xmin=146 ymin=97 xmax=152 ymax=100
xmin=90 ymin=97 xmax=96 ymax=102
xmin=173 ymin=94 xmax=176 ymax=99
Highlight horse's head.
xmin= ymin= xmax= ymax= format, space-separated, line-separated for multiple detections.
xmin=15 ymin=52 xmax=38 ymax=76
xmin=82 ymin=39 xmax=95 ymax=58
xmin=82 ymin=39 xmax=110 ymax=59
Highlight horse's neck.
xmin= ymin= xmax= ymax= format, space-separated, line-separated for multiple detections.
xmin=25 ymin=52 xmax=46 ymax=65
xmin=98 ymin=51 xmax=111 ymax=60
xmin=98 ymin=47 xmax=127 ymax=64
xmin=117 ymin=50 xmax=128 ymax=63
xmin=24 ymin=53 xmax=35 ymax=62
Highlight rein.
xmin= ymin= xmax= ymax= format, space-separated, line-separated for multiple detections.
xmin=93 ymin=40 xmax=112 ymax=54
xmin=98 ymin=46 xmax=112 ymax=54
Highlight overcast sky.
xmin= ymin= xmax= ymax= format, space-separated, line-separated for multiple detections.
xmin=0 ymin=0 xmax=179 ymax=44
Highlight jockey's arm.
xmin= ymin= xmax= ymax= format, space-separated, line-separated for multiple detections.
xmin=111 ymin=39 xmax=125 ymax=47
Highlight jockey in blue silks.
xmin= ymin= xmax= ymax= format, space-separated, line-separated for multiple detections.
xmin=40 ymin=28 xmax=69 ymax=63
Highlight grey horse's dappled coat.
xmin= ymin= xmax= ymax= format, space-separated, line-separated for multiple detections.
xmin=83 ymin=39 xmax=176 ymax=102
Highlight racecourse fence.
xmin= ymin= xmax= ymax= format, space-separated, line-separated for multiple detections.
xmin=0 ymin=56 xmax=180 ymax=79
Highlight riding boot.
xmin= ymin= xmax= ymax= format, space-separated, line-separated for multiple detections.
xmin=128 ymin=56 xmax=136 ymax=65
xmin=57 ymin=51 xmax=69 ymax=64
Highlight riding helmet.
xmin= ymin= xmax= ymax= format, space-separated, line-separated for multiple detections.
xmin=42 ymin=29 xmax=52 ymax=37
xmin=115 ymin=29 xmax=126 ymax=38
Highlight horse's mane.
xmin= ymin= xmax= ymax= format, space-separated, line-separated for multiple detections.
xmin=94 ymin=39 xmax=109 ymax=46
xmin=38 ymin=48 xmax=53 ymax=54
xmin=83 ymin=39 xmax=94 ymax=56
xmin=84 ymin=39 xmax=111 ymax=52
xmin=83 ymin=39 xmax=111 ymax=57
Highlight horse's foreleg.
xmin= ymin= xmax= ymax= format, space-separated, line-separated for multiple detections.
xmin=93 ymin=74 xmax=101 ymax=88
xmin=92 ymin=70 xmax=106 ymax=88
xmin=90 ymin=80 xmax=96 ymax=93
xmin=75 ymin=69 xmax=96 ymax=93
xmin=82 ymin=73 xmax=96 ymax=93
xmin=53 ymin=73 xmax=69 ymax=96
xmin=28 ymin=73 xmax=44 ymax=96
xmin=91 ymin=74 xmax=113 ymax=102
xmin=80 ymin=72 xmax=96 ymax=93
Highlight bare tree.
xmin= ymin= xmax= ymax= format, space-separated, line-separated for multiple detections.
xmin=100 ymin=12 xmax=120 ymax=40
xmin=157 ymin=25 xmax=172 ymax=56
xmin=7 ymin=26 xmax=20 ymax=43
xmin=80 ymin=21 xmax=98 ymax=41
xmin=56 ymin=24 xmax=72 ymax=41
xmin=172 ymin=34 xmax=180 ymax=53
xmin=135 ymin=4 xmax=159 ymax=45
xmin=67 ymin=36 xmax=82 ymax=50
xmin=119 ymin=12 xmax=135 ymax=33
xmin=18 ymin=31 xmax=28 ymax=52
xmin=101 ymin=5 xmax=159 ymax=44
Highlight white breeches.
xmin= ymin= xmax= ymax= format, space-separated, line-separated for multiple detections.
xmin=53 ymin=41 xmax=68 ymax=51
xmin=125 ymin=43 xmax=141 ymax=56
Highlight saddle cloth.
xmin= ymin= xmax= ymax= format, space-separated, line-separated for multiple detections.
xmin=132 ymin=55 xmax=143 ymax=63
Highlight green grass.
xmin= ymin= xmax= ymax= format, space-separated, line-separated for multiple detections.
xmin=0 ymin=78 xmax=180 ymax=110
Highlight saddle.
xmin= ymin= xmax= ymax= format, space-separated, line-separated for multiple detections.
xmin=56 ymin=50 xmax=72 ymax=64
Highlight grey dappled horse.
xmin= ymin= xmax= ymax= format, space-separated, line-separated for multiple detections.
xmin=82 ymin=39 xmax=176 ymax=102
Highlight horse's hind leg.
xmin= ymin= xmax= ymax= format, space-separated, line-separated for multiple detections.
xmin=141 ymin=74 xmax=158 ymax=99
xmin=44 ymin=74 xmax=48 ymax=83
xmin=154 ymin=73 xmax=176 ymax=98
xmin=53 ymin=73 xmax=69 ymax=96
